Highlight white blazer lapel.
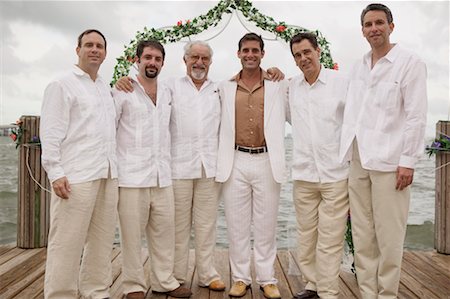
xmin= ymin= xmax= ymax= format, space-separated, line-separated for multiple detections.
xmin=264 ymin=80 xmax=277 ymax=127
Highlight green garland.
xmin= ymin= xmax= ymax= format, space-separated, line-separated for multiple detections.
xmin=111 ymin=0 xmax=335 ymax=85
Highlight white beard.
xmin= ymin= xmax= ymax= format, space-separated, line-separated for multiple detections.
xmin=191 ymin=68 xmax=206 ymax=81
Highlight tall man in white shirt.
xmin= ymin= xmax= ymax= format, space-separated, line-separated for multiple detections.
xmin=288 ymin=33 xmax=350 ymax=299
xmin=41 ymin=29 xmax=118 ymax=299
xmin=168 ymin=41 xmax=225 ymax=292
xmin=114 ymin=40 xmax=191 ymax=299
xmin=216 ymin=33 xmax=287 ymax=299
xmin=339 ymin=4 xmax=427 ymax=299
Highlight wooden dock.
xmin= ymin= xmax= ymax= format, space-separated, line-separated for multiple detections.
xmin=0 ymin=245 xmax=449 ymax=299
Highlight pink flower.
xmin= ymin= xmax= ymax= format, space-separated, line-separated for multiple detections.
xmin=275 ymin=25 xmax=286 ymax=32
xmin=10 ymin=133 xmax=17 ymax=141
xmin=15 ymin=119 xmax=23 ymax=126
xmin=332 ymin=63 xmax=339 ymax=70
xmin=186 ymin=19 xmax=191 ymax=25
xmin=177 ymin=20 xmax=182 ymax=26
xmin=127 ymin=56 xmax=137 ymax=63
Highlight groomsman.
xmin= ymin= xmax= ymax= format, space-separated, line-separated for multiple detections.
xmin=340 ymin=3 xmax=427 ymax=298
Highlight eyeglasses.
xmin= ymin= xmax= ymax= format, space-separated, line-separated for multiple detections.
xmin=189 ymin=55 xmax=211 ymax=63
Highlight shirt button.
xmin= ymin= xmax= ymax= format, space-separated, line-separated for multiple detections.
xmin=249 ymin=105 xmax=253 ymax=108
xmin=249 ymin=118 xmax=253 ymax=122
xmin=250 ymin=131 xmax=254 ymax=135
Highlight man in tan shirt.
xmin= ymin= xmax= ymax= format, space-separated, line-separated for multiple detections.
xmin=216 ymin=33 xmax=288 ymax=299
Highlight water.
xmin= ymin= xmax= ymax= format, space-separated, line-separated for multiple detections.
xmin=0 ymin=136 xmax=436 ymax=249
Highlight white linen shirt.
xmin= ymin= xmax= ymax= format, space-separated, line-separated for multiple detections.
xmin=40 ymin=65 xmax=118 ymax=184
xmin=289 ymin=68 xmax=349 ymax=183
xmin=113 ymin=79 xmax=172 ymax=188
xmin=339 ymin=44 xmax=427 ymax=171
xmin=166 ymin=76 xmax=221 ymax=179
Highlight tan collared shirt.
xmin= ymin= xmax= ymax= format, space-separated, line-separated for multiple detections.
xmin=233 ymin=69 xmax=270 ymax=147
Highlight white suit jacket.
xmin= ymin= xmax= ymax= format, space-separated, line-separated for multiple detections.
xmin=215 ymin=78 xmax=288 ymax=184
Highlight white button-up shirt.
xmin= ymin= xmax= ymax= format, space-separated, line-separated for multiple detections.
xmin=166 ymin=76 xmax=221 ymax=179
xmin=289 ymin=68 xmax=349 ymax=183
xmin=340 ymin=44 xmax=427 ymax=171
xmin=40 ymin=65 xmax=117 ymax=184
xmin=114 ymin=79 xmax=172 ymax=188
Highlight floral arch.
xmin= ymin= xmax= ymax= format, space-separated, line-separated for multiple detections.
xmin=111 ymin=0 xmax=336 ymax=85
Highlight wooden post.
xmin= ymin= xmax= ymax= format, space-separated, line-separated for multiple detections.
xmin=435 ymin=121 xmax=450 ymax=254
xmin=17 ymin=115 xmax=51 ymax=248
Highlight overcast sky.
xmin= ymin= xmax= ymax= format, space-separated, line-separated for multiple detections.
xmin=1 ymin=0 xmax=448 ymax=138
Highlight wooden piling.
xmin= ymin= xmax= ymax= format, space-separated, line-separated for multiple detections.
xmin=16 ymin=115 xmax=50 ymax=249
xmin=435 ymin=120 xmax=450 ymax=254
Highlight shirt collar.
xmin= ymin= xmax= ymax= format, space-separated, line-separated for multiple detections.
xmin=230 ymin=68 xmax=270 ymax=82
xmin=184 ymin=75 xmax=211 ymax=89
xmin=72 ymin=64 xmax=103 ymax=82
xmin=298 ymin=66 xmax=326 ymax=86
xmin=363 ymin=43 xmax=400 ymax=66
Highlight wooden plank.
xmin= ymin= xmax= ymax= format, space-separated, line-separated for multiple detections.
xmin=402 ymin=252 xmax=450 ymax=297
xmin=0 ymin=259 xmax=45 ymax=298
xmin=0 ymin=248 xmax=46 ymax=291
xmin=277 ymin=250 xmax=304 ymax=296
xmin=0 ymin=244 xmax=16 ymax=257
xmin=210 ymin=249 xmax=229 ymax=299
xmin=399 ymin=258 xmax=442 ymax=299
xmin=273 ymin=252 xmax=293 ymax=298
xmin=408 ymin=251 xmax=450 ymax=280
xmin=0 ymin=247 xmax=26 ymax=266
xmin=338 ymin=271 xmax=359 ymax=299
xmin=12 ymin=273 xmax=45 ymax=299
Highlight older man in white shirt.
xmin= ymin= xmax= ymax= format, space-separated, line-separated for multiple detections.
xmin=114 ymin=40 xmax=191 ymax=299
xmin=339 ymin=4 xmax=427 ymax=299
xmin=288 ymin=33 xmax=350 ymax=299
xmin=41 ymin=29 xmax=118 ymax=299
xmin=167 ymin=41 xmax=225 ymax=292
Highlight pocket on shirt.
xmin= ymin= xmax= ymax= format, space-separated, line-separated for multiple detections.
xmin=375 ymin=82 xmax=401 ymax=110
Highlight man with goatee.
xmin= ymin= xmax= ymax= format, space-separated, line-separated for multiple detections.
xmin=113 ymin=40 xmax=192 ymax=299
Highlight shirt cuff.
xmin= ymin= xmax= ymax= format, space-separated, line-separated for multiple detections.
xmin=48 ymin=167 xmax=66 ymax=184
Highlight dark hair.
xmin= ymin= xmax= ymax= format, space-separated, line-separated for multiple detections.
xmin=238 ymin=33 xmax=264 ymax=51
xmin=289 ymin=32 xmax=319 ymax=55
xmin=136 ymin=40 xmax=166 ymax=60
xmin=77 ymin=29 xmax=107 ymax=50
xmin=360 ymin=3 xmax=393 ymax=25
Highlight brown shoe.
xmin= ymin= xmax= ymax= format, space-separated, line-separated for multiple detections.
xmin=166 ymin=286 xmax=192 ymax=298
xmin=260 ymin=284 xmax=281 ymax=299
xmin=228 ymin=281 xmax=249 ymax=297
xmin=208 ymin=279 xmax=226 ymax=291
xmin=124 ymin=291 xmax=145 ymax=299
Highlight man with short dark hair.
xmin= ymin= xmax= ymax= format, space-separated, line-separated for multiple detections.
xmin=41 ymin=29 xmax=118 ymax=299
xmin=340 ymin=3 xmax=427 ymax=298
xmin=216 ymin=33 xmax=287 ymax=299
xmin=114 ymin=40 xmax=192 ymax=299
xmin=289 ymin=32 xmax=350 ymax=299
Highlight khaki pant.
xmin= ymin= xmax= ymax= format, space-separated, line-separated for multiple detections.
xmin=294 ymin=179 xmax=349 ymax=299
xmin=44 ymin=177 xmax=118 ymax=299
xmin=118 ymin=186 xmax=180 ymax=294
xmin=349 ymin=142 xmax=410 ymax=299
xmin=172 ymin=169 xmax=221 ymax=286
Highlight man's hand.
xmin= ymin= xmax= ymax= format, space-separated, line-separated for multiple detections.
xmin=396 ymin=166 xmax=414 ymax=191
xmin=115 ymin=76 xmax=134 ymax=93
xmin=267 ymin=67 xmax=285 ymax=81
xmin=52 ymin=177 xmax=71 ymax=199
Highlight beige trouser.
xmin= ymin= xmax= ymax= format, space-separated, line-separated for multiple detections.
xmin=294 ymin=179 xmax=349 ymax=299
xmin=349 ymin=142 xmax=410 ymax=299
xmin=172 ymin=169 xmax=221 ymax=286
xmin=118 ymin=186 xmax=180 ymax=294
xmin=222 ymin=151 xmax=280 ymax=286
xmin=44 ymin=177 xmax=118 ymax=299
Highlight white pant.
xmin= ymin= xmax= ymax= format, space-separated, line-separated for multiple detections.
xmin=118 ymin=186 xmax=180 ymax=294
xmin=173 ymin=169 xmax=221 ymax=286
xmin=294 ymin=179 xmax=349 ymax=299
xmin=349 ymin=142 xmax=410 ymax=299
xmin=222 ymin=151 xmax=280 ymax=286
xmin=44 ymin=177 xmax=118 ymax=299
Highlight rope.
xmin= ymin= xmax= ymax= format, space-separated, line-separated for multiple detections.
xmin=24 ymin=144 xmax=52 ymax=193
